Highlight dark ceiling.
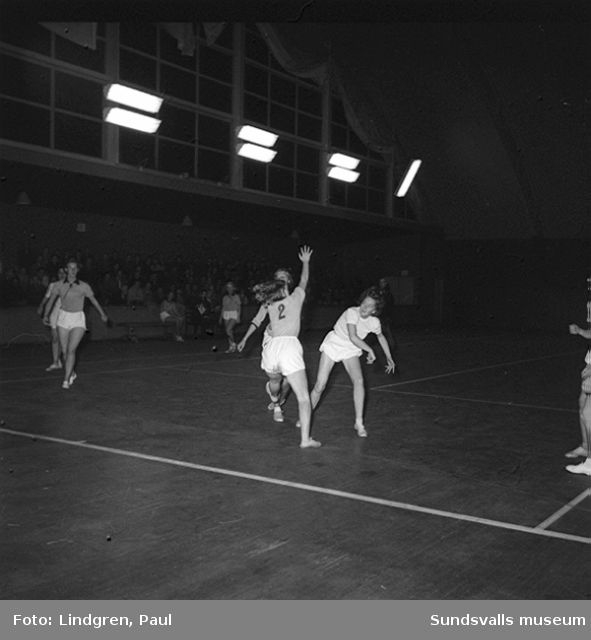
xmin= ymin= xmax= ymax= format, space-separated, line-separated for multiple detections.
xmin=1 ymin=2 xmax=589 ymax=241
xmin=273 ymin=20 xmax=590 ymax=239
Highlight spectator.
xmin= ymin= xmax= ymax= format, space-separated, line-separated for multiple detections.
xmin=126 ymin=279 xmax=145 ymax=308
xmin=160 ymin=290 xmax=185 ymax=342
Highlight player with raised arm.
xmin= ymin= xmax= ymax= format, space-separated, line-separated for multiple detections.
xmin=237 ymin=247 xmax=320 ymax=449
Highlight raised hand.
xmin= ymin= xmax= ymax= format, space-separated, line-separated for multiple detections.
xmin=298 ymin=245 xmax=313 ymax=263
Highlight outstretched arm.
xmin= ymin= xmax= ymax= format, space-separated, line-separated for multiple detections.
xmin=377 ymin=333 xmax=396 ymax=374
xmin=237 ymin=305 xmax=268 ymax=352
xmin=297 ymin=245 xmax=313 ymax=291
xmin=42 ymin=292 xmax=59 ymax=324
xmin=569 ymin=324 xmax=591 ymax=340
xmin=37 ymin=292 xmax=49 ymax=316
xmin=88 ymin=294 xmax=108 ymax=322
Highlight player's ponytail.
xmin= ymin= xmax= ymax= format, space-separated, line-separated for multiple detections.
xmin=253 ymin=280 xmax=287 ymax=305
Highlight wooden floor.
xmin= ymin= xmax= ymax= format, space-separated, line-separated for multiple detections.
xmin=1 ymin=327 xmax=590 ymax=599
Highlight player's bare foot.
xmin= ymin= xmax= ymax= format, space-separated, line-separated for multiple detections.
xmin=300 ymin=438 xmax=321 ymax=449
xmin=565 ymin=445 xmax=588 ymax=458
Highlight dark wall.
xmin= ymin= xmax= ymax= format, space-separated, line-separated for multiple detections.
xmin=444 ymin=239 xmax=591 ymax=332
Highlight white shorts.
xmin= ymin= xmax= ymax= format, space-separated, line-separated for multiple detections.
xmin=56 ymin=310 xmax=86 ymax=331
xmin=319 ymin=331 xmax=362 ymax=362
xmin=222 ymin=310 xmax=239 ymax=321
xmin=48 ymin=304 xmax=61 ymax=330
xmin=261 ymin=336 xmax=305 ymax=377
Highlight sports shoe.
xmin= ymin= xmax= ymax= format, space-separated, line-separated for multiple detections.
xmin=68 ymin=372 xmax=77 ymax=386
xmin=300 ymin=438 xmax=321 ymax=449
xmin=267 ymin=398 xmax=286 ymax=411
xmin=566 ymin=461 xmax=591 ymax=476
xmin=46 ymin=362 xmax=62 ymax=372
xmin=273 ymin=406 xmax=284 ymax=423
xmin=354 ymin=423 xmax=368 ymax=437
xmin=62 ymin=380 xmax=70 ymax=390
xmin=265 ymin=382 xmax=279 ymax=404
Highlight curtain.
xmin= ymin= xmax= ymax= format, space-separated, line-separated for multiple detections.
xmin=258 ymin=23 xmax=424 ymax=216
xmin=162 ymin=23 xmax=196 ymax=56
xmin=41 ymin=23 xmax=97 ymax=50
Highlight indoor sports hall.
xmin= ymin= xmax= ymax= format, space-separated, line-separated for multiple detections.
xmin=1 ymin=13 xmax=590 ymax=601
xmin=1 ymin=323 xmax=590 ymax=599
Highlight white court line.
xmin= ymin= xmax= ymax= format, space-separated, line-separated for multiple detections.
xmin=0 ymin=351 xmax=262 ymax=374
xmin=0 ymin=349 xmax=223 ymax=372
xmin=0 ymin=357 xmax=262 ymax=385
xmin=536 ymin=488 xmax=591 ymax=530
xmin=1 ymin=426 xmax=590 ymax=547
xmin=369 ymin=389 xmax=577 ymax=414
xmin=370 ymin=351 xmax=577 ymax=390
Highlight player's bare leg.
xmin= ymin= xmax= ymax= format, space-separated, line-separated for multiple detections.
xmin=565 ymin=391 xmax=589 ymax=458
xmin=310 ymin=352 xmax=336 ymax=411
xmin=343 ymin=356 xmax=367 ymax=437
xmin=566 ymin=394 xmax=591 ymax=475
xmin=287 ymin=369 xmax=320 ymax=448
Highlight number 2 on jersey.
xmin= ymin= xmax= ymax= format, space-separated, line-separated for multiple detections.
xmin=277 ymin=303 xmax=286 ymax=320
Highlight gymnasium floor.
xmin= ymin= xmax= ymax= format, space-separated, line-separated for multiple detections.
xmin=1 ymin=326 xmax=590 ymax=599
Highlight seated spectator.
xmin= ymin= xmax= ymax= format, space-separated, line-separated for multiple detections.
xmin=99 ymin=272 xmax=121 ymax=306
xmin=160 ymin=290 xmax=185 ymax=342
xmin=191 ymin=289 xmax=215 ymax=338
xmin=143 ymin=282 xmax=158 ymax=312
xmin=126 ymin=279 xmax=145 ymax=308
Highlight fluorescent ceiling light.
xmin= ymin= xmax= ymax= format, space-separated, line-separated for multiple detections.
xmin=237 ymin=125 xmax=278 ymax=148
xmin=395 ymin=159 xmax=422 ymax=197
xmin=328 ymin=153 xmax=360 ymax=170
xmin=237 ymin=143 xmax=277 ymax=163
xmin=105 ymin=83 xmax=163 ymax=114
xmin=328 ymin=166 xmax=360 ymax=183
xmin=104 ymin=107 xmax=161 ymax=134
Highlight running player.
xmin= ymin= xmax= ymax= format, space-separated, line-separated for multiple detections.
xmin=237 ymin=246 xmax=320 ymax=448
xmin=43 ymin=260 xmax=109 ymax=389
xmin=37 ymin=266 xmax=66 ymax=371
xmin=239 ymin=268 xmax=293 ymax=422
xmin=220 ymin=281 xmax=241 ymax=353
xmin=309 ymin=286 xmax=396 ymax=437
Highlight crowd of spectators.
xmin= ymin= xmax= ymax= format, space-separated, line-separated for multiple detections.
xmin=0 ymin=246 xmax=357 ymax=313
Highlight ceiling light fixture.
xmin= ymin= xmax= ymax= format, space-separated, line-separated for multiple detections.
xmin=237 ymin=143 xmax=277 ymax=163
xmin=328 ymin=153 xmax=360 ymax=170
xmin=237 ymin=125 xmax=278 ymax=148
xmin=395 ymin=159 xmax=422 ymax=197
xmin=104 ymin=107 xmax=161 ymax=134
xmin=327 ymin=166 xmax=360 ymax=183
xmin=105 ymin=83 xmax=163 ymax=114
